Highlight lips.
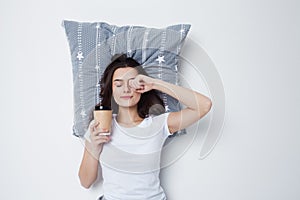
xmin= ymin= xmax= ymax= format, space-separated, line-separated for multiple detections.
xmin=120 ymin=96 xmax=133 ymax=100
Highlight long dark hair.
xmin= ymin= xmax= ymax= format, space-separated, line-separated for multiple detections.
xmin=98 ymin=54 xmax=165 ymax=118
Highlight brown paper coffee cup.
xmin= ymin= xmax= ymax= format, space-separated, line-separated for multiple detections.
xmin=93 ymin=110 xmax=112 ymax=135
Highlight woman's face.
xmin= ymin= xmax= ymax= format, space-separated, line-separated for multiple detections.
xmin=112 ymin=67 xmax=141 ymax=108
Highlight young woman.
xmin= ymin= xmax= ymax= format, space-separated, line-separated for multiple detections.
xmin=78 ymin=54 xmax=212 ymax=200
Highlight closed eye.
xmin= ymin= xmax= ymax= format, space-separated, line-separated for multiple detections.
xmin=114 ymin=80 xmax=123 ymax=87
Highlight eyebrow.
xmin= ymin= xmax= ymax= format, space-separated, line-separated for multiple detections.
xmin=113 ymin=77 xmax=135 ymax=82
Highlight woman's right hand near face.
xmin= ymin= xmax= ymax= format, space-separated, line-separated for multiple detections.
xmin=88 ymin=121 xmax=111 ymax=158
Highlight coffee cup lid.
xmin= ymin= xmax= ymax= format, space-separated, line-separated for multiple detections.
xmin=95 ymin=105 xmax=111 ymax=110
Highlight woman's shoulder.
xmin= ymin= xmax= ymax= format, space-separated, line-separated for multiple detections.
xmin=150 ymin=112 xmax=170 ymax=126
xmin=151 ymin=112 xmax=172 ymax=136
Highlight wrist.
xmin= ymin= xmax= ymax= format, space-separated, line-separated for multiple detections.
xmin=91 ymin=150 xmax=101 ymax=160
xmin=152 ymin=78 xmax=163 ymax=90
xmin=88 ymin=146 xmax=102 ymax=160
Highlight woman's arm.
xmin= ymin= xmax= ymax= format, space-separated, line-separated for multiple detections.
xmin=78 ymin=122 xmax=110 ymax=188
xmin=78 ymin=140 xmax=101 ymax=188
xmin=153 ymin=79 xmax=212 ymax=133
xmin=129 ymin=75 xmax=212 ymax=133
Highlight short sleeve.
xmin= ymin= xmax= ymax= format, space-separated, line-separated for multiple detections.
xmin=152 ymin=112 xmax=172 ymax=138
xmin=162 ymin=112 xmax=172 ymax=137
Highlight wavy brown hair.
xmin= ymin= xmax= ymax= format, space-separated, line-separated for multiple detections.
xmin=98 ymin=54 xmax=165 ymax=118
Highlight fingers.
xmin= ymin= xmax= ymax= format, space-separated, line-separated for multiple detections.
xmin=89 ymin=121 xmax=111 ymax=144
xmin=129 ymin=75 xmax=154 ymax=93
xmin=129 ymin=79 xmax=145 ymax=92
xmin=90 ymin=133 xmax=111 ymax=146
xmin=90 ymin=121 xmax=109 ymax=134
xmin=129 ymin=79 xmax=143 ymax=90
xmin=93 ymin=135 xmax=111 ymax=143
xmin=90 ymin=121 xmax=99 ymax=132
xmin=92 ymin=127 xmax=110 ymax=136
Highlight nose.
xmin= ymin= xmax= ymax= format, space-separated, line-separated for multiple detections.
xmin=123 ymin=81 xmax=131 ymax=93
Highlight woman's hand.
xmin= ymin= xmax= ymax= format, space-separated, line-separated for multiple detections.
xmin=129 ymin=74 xmax=155 ymax=93
xmin=88 ymin=121 xmax=111 ymax=158
xmin=79 ymin=121 xmax=108 ymax=188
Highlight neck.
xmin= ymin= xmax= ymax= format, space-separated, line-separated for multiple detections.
xmin=117 ymin=106 xmax=143 ymax=126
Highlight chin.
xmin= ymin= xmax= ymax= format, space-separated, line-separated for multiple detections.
xmin=115 ymin=100 xmax=136 ymax=108
xmin=115 ymin=97 xmax=140 ymax=108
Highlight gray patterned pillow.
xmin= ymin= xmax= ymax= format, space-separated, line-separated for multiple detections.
xmin=62 ymin=20 xmax=191 ymax=137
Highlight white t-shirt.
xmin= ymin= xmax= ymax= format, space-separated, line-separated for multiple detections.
xmin=84 ymin=113 xmax=172 ymax=200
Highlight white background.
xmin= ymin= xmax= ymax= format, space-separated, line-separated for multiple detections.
xmin=1 ymin=0 xmax=299 ymax=199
